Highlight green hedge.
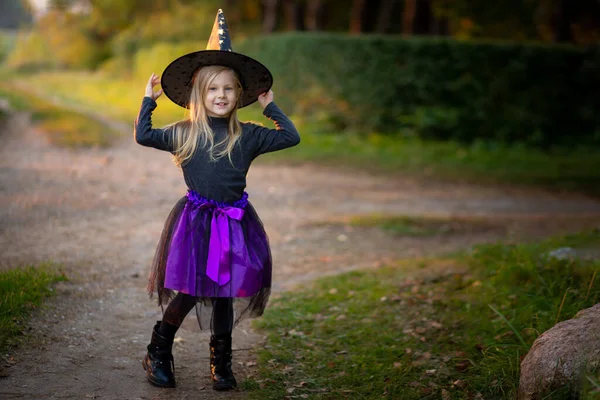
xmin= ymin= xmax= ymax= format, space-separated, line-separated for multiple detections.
xmin=238 ymin=33 xmax=600 ymax=147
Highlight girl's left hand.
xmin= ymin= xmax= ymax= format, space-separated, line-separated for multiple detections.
xmin=145 ymin=73 xmax=163 ymax=100
xmin=258 ymin=90 xmax=274 ymax=109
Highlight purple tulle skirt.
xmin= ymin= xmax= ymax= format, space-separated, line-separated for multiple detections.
xmin=147 ymin=190 xmax=271 ymax=330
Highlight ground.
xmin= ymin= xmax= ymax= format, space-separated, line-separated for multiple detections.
xmin=1 ymin=108 xmax=599 ymax=400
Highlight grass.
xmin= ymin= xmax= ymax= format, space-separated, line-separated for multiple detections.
xmin=346 ymin=214 xmax=506 ymax=237
xmin=245 ymin=230 xmax=600 ymax=399
xmin=0 ymin=264 xmax=67 ymax=352
xmin=5 ymin=70 xmax=600 ymax=196
xmin=0 ymin=80 xmax=121 ymax=148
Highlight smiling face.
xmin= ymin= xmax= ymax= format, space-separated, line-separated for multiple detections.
xmin=203 ymin=69 xmax=239 ymax=118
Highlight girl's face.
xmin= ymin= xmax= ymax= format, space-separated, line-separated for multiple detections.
xmin=204 ymin=70 xmax=239 ymax=118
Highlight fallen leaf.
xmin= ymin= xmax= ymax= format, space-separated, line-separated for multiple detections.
xmin=246 ymin=361 xmax=257 ymax=367
xmin=455 ymin=360 xmax=471 ymax=372
xmin=286 ymin=387 xmax=295 ymax=394
xmin=430 ymin=321 xmax=443 ymax=329
xmin=425 ymin=369 xmax=436 ymax=375
xmin=441 ymin=389 xmax=450 ymax=400
xmin=329 ymin=288 xmax=338 ymax=295
xmin=452 ymin=379 xmax=467 ymax=389
xmin=393 ymin=362 xmax=402 ymax=368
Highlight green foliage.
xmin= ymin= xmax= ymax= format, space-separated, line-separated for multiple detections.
xmin=0 ymin=81 xmax=121 ymax=147
xmin=11 ymin=71 xmax=600 ymax=195
xmin=132 ymin=41 xmax=199 ymax=81
xmin=4 ymin=29 xmax=56 ymax=70
xmin=0 ymin=30 xmax=17 ymax=63
xmin=238 ymin=33 xmax=600 ymax=147
xmin=0 ymin=263 xmax=66 ymax=351
xmin=248 ymin=230 xmax=600 ymax=399
xmin=110 ymin=2 xmax=220 ymax=62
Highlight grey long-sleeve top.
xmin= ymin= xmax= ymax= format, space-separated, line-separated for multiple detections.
xmin=134 ymin=96 xmax=300 ymax=204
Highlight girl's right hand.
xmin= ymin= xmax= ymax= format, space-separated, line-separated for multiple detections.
xmin=145 ymin=73 xmax=163 ymax=100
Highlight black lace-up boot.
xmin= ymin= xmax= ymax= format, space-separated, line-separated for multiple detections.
xmin=142 ymin=321 xmax=176 ymax=388
xmin=210 ymin=333 xmax=237 ymax=390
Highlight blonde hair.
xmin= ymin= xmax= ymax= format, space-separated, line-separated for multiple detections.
xmin=168 ymin=65 xmax=243 ymax=166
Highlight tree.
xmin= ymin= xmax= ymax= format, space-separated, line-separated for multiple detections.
xmin=282 ymin=0 xmax=304 ymax=31
xmin=375 ymin=0 xmax=399 ymax=34
xmin=305 ymin=0 xmax=325 ymax=31
xmin=551 ymin=0 xmax=574 ymax=42
xmin=403 ymin=0 xmax=416 ymax=34
xmin=263 ymin=0 xmax=279 ymax=33
xmin=349 ymin=0 xmax=365 ymax=33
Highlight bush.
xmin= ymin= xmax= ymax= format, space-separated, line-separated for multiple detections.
xmin=237 ymin=33 xmax=600 ymax=147
xmin=4 ymin=29 xmax=56 ymax=71
xmin=132 ymin=41 xmax=199 ymax=81
xmin=4 ymin=11 xmax=109 ymax=71
xmin=0 ymin=30 xmax=17 ymax=63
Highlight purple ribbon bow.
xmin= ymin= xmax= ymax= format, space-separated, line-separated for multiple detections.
xmin=203 ymin=205 xmax=245 ymax=285
xmin=186 ymin=190 xmax=249 ymax=286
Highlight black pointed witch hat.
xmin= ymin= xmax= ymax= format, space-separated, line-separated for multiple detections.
xmin=160 ymin=9 xmax=273 ymax=109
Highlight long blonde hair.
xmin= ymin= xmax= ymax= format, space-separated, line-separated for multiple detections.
xmin=168 ymin=65 xmax=243 ymax=166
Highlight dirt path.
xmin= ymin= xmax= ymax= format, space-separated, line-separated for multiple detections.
xmin=1 ymin=107 xmax=600 ymax=400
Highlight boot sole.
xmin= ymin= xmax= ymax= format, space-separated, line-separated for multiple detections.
xmin=213 ymin=383 xmax=236 ymax=391
xmin=142 ymin=359 xmax=176 ymax=388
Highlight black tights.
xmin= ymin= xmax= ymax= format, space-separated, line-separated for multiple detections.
xmin=160 ymin=292 xmax=233 ymax=338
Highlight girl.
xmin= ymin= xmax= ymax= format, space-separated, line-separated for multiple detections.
xmin=134 ymin=10 xmax=300 ymax=392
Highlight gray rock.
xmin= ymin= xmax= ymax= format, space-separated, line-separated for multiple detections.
xmin=518 ymin=303 xmax=600 ymax=399
xmin=546 ymin=247 xmax=578 ymax=261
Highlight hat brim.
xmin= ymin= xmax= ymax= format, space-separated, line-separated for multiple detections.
xmin=161 ymin=50 xmax=273 ymax=109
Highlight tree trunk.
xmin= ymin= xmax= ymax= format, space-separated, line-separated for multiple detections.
xmin=305 ymin=0 xmax=324 ymax=31
xmin=402 ymin=0 xmax=416 ymax=35
xmin=414 ymin=0 xmax=433 ymax=34
xmin=432 ymin=16 xmax=449 ymax=36
xmin=349 ymin=0 xmax=365 ymax=33
xmin=262 ymin=0 xmax=279 ymax=33
xmin=552 ymin=0 xmax=573 ymax=42
xmin=375 ymin=0 xmax=397 ymax=33
xmin=283 ymin=0 xmax=304 ymax=30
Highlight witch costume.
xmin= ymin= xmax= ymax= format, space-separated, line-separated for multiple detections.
xmin=135 ymin=9 xmax=300 ymax=391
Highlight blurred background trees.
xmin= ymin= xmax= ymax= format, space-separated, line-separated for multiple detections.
xmin=1 ymin=0 xmax=598 ymax=148
xmin=2 ymin=0 xmax=598 ymax=71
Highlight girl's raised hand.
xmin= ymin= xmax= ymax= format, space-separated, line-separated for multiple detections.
xmin=257 ymin=90 xmax=274 ymax=109
xmin=145 ymin=73 xmax=163 ymax=100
